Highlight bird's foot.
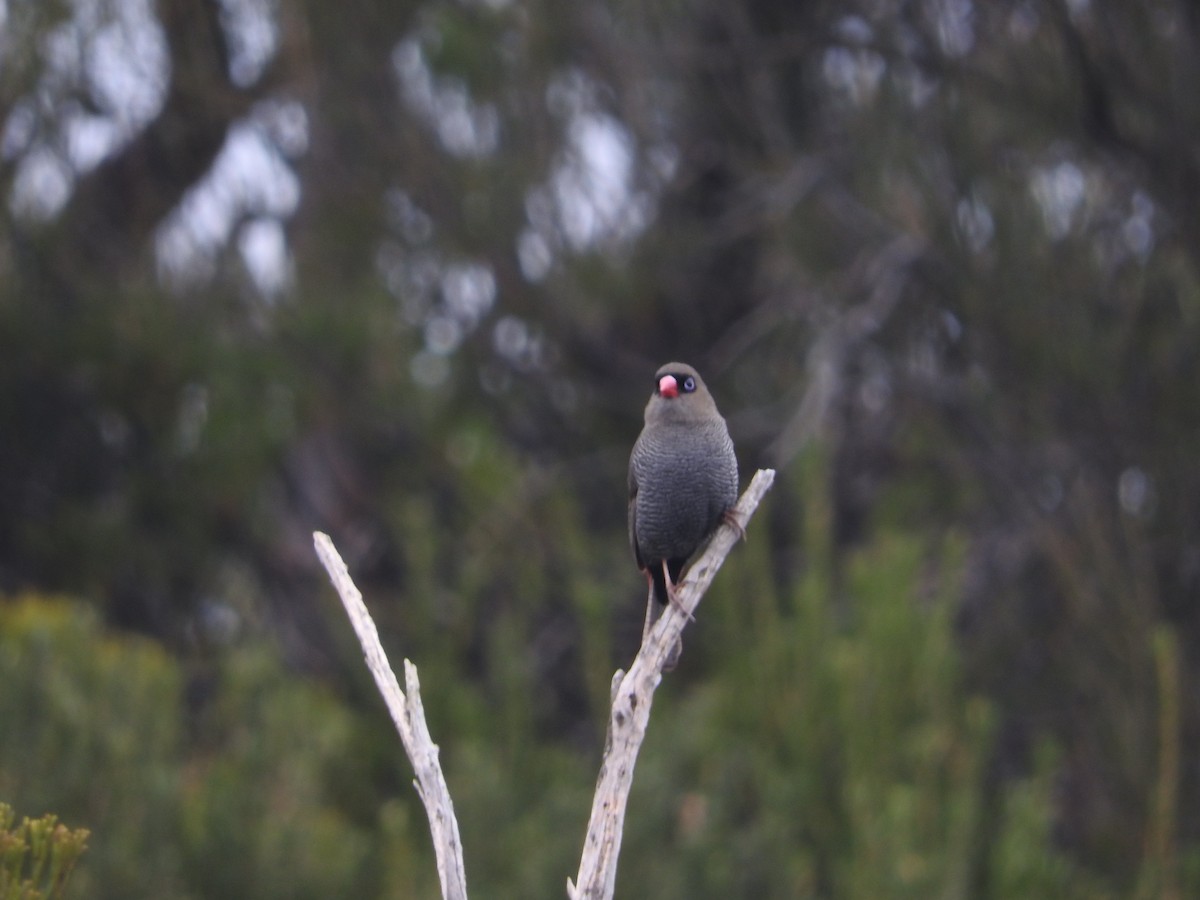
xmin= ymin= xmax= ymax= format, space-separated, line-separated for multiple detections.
xmin=668 ymin=592 xmax=695 ymax=622
xmin=722 ymin=508 xmax=747 ymax=542
xmin=662 ymin=561 xmax=696 ymax=622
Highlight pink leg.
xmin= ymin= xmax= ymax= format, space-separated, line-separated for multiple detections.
xmin=662 ymin=559 xmax=696 ymax=622
xmin=722 ymin=508 xmax=746 ymax=542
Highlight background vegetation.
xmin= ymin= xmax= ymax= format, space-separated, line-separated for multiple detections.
xmin=1 ymin=0 xmax=1198 ymax=896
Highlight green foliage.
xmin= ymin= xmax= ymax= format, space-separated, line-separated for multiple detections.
xmin=617 ymin=523 xmax=1100 ymax=900
xmin=0 ymin=803 xmax=89 ymax=900
xmin=176 ymin=648 xmax=377 ymax=900
xmin=0 ymin=599 xmax=182 ymax=896
xmin=989 ymin=745 xmax=1111 ymax=900
xmin=0 ymin=597 xmax=418 ymax=899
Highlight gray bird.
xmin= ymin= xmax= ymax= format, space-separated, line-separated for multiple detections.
xmin=628 ymin=362 xmax=738 ymax=661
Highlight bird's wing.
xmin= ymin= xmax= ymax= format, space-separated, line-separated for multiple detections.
xmin=628 ymin=452 xmax=645 ymax=568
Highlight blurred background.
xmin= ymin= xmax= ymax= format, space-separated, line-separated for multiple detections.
xmin=1 ymin=0 xmax=1198 ymax=897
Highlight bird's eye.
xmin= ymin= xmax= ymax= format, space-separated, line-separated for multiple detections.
xmin=682 ymin=376 xmax=696 ymax=392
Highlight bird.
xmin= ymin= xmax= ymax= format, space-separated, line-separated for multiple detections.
xmin=628 ymin=362 xmax=739 ymax=666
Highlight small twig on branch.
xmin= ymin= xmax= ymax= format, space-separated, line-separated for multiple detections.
xmin=313 ymin=532 xmax=469 ymax=900
xmin=568 ymin=468 xmax=777 ymax=900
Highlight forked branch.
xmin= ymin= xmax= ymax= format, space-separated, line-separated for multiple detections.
xmin=313 ymin=468 xmax=776 ymax=900
xmin=313 ymin=532 xmax=468 ymax=900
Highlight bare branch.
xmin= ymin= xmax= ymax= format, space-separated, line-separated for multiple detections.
xmin=568 ymin=468 xmax=777 ymax=900
xmin=313 ymin=532 xmax=468 ymax=900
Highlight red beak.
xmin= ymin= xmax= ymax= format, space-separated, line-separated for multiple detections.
xmin=658 ymin=374 xmax=679 ymax=398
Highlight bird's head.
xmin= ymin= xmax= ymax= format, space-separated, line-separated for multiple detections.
xmin=645 ymin=362 xmax=722 ymax=424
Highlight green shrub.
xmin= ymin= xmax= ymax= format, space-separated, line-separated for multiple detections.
xmin=0 ymin=803 xmax=89 ymax=900
xmin=0 ymin=597 xmax=412 ymax=899
xmin=617 ymin=527 xmax=1105 ymax=899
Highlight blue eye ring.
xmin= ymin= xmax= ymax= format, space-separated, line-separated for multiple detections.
xmin=682 ymin=376 xmax=696 ymax=392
